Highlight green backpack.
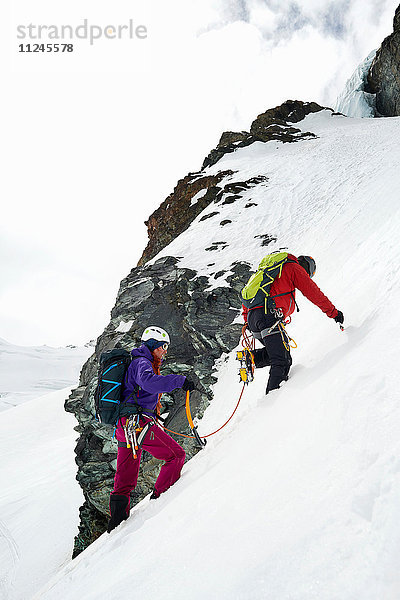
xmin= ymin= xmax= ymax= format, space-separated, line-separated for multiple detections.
xmin=241 ymin=251 xmax=293 ymax=311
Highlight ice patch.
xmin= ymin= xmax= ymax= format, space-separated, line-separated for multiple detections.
xmin=335 ymin=50 xmax=377 ymax=118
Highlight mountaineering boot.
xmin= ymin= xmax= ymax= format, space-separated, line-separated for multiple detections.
xmin=252 ymin=348 xmax=271 ymax=369
xmin=107 ymin=494 xmax=130 ymax=533
xmin=266 ymin=367 xmax=286 ymax=394
xmin=150 ymin=488 xmax=160 ymax=500
xmin=266 ymin=379 xmax=281 ymax=394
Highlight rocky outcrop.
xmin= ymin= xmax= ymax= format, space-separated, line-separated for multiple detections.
xmin=201 ymin=131 xmax=255 ymax=170
xmin=250 ymin=100 xmax=326 ymax=138
xmin=138 ymin=172 xmax=268 ymax=265
xmin=367 ymin=4 xmax=400 ymax=116
xmin=66 ymin=255 xmax=252 ymax=556
xmin=202 ymin=100 xmax=328 ymax=169
xmin=137 ymin=171 xmax=234 ymax=266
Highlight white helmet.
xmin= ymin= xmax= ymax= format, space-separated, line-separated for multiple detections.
xmin=141 ymin=326 xmax=170 ymax=345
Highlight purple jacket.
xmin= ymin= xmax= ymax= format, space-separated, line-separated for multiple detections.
xmin=122 ymin=345 xmax=185 ymax=414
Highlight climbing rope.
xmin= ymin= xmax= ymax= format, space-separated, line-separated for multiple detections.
xmin=160 ymin=385 xmax=246 ymax=446
xmin=241 ymin=322 xmax=255 ymax=353
xmin=158 ymin=322 xmax=295 ymax=446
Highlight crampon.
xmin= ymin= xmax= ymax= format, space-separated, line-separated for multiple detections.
xmin=236 ymin=348 xmax=255 ymax=384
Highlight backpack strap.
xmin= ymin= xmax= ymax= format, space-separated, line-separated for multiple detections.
xmin=269 ymin=289 xmax=300 ymax=313
xmin=119 ymin=356 xmax=142 ymax=416
xmin=267 ymin=258 xmax=300 ymax=313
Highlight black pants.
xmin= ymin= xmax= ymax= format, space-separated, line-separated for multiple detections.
xmin=248 ymin=308 xmax=292 ymax=393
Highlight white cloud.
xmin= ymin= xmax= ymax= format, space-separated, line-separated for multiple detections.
xmin=3 ymin=0 xmax=399 ymax=345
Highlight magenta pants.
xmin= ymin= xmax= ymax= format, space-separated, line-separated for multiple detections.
xmin=111 ymin=416 xmax=186 ymax=498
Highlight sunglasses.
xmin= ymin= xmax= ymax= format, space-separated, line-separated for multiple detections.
xmin=161 ymin=343 xmax=169 ymax=350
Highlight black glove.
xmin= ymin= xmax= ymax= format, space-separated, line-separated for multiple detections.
xmin=334 ymin=310 xmax=344 ymax=324
xmin=182 ymin=377 xmax=195 ymax=392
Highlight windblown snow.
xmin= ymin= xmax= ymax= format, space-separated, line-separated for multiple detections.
xmin=2 ymin=110 xmax=400 ymax=600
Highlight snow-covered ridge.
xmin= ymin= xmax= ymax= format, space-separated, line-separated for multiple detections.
xmin=152 ymin=110 xmax=399 ymax=288
xmin=0 ymin=338 xmax=92 ymax=411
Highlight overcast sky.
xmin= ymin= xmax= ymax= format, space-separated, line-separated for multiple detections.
xmin=3 ymin=0 xmax=398 ymax=347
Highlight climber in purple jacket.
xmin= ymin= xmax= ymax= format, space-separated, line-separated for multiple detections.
xmin=122 ymin=345 xmax=185 ymax=414
xmin=107 ymin=326 xmax=196 ymax=533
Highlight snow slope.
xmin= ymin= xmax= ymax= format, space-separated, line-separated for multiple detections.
xmin=0 ymin=388 xmax=83 ymax=600
xmin=24 ymin=111 xmax=400 ymax=598
xmin=0 ymin=339 xmax=91 ymax=411
xmin=0 ymin=341 xmax=90 ymax=599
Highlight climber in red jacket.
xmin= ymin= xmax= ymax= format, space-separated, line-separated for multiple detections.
xmin=242 ymin=254 xmax=344 ymax=394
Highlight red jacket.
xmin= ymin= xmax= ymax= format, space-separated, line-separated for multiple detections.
xmin=242 ymin=254 xmax=338 ymax=321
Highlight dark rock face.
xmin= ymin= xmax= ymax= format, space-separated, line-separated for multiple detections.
xmin=67 ymin=255 xmax=252 ymax=556
xmin=202 ymin=131 xmax=255 ymax=170
xmin=250 ymin=100 xmax=326 ymax=140
xmin=138 ymin=173 xmax=268 ymax=265
xmin=367 ymin=4 xmax=400 ymax=116
xmin=395 ymin=4 xmax=400 ymax=31
xmin=202 ymin=100 xmax=329 ymax=169
xmin=138 ymin=171 xmax=234 ymax=266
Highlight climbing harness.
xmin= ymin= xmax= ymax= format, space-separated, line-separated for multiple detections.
xmin=122 ymin=414 xmax=154 ymax=458
xmin=249 ymin=307 xmax=298 ymax=352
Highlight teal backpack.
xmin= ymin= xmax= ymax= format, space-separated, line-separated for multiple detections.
xmin=240 ymin=251 xmax=294 ymax=311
